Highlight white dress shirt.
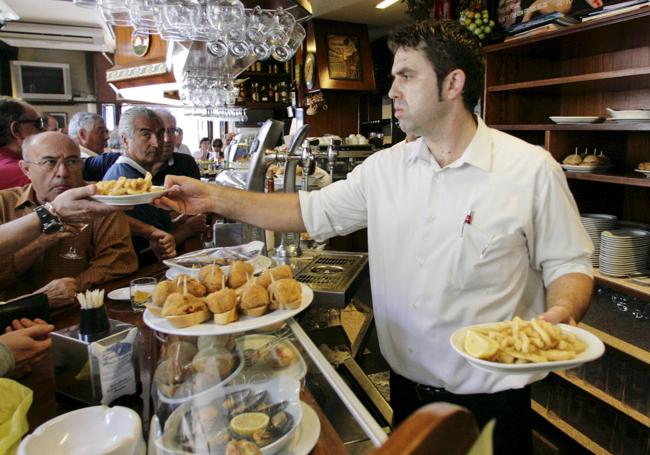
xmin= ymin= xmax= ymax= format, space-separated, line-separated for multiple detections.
xmin=299 ymin=117 xmax=593 ymax=394
xmin=79 ymin=145 xmax=98 ymax=159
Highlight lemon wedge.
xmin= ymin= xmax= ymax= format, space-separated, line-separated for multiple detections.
xmin=133 ymin=290 xmax=151 ymax=304
xmin=464 ymin=330 xmax=499 ymax=360
xmin=230 ymin=412 xmax=270 ymax=437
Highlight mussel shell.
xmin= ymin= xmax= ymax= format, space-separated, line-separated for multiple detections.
xmin=255 ymin=400 xmax=288 ymax=415
xmin=269 ymin=411 xmax=293 ymax=435
xmin=252 ymin=429 xmax=276 ymax=447
xmin=232 ymin=390 xmax=268 ymax=416
xmin=222 ymin=388 xmax=251 ymax=411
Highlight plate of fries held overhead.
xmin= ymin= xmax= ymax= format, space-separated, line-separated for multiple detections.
xmin=92 ymin=172 xmax=166 ymax=205
xmin=450 ymin=317 xmax=605 ymax=374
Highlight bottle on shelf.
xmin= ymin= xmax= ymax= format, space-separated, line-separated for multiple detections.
xmin=261 ymin=84 xmax=269 ymax=102
xmin=284 ymin=61 xmax=290 ymax=74
xmin=280 ymin=82 xmax=288 ymax=104
xmin=255 ymin=61 xmax=262 ymax=72
xmin=274 ymin=83 xmax=280 ymax=103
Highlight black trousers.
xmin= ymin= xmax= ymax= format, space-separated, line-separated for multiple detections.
xmin=390 ymin=371 xmax=533 ymax=455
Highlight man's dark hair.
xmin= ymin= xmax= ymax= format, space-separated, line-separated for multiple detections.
xmin=212 ymin=138 xmax=223 ymax=149
xmin=200 ymin=137 xmax=210 ymax=145
xmin=388 ymin=19 xmax=484 ymax=113
xmin=0 ymin=98 xmax=26 ymax=147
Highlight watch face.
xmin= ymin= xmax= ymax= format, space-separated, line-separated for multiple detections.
xmin=305 ymin=53 xmax=316 ymax=90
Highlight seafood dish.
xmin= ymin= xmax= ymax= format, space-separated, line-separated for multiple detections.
xmin=158 ymin=378 xmax=301 ymax=455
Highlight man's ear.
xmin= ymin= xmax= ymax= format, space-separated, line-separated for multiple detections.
xmin=18 ymin=160 xmax=30 ymax=177
xmin=441 ymin=69 xmax=466 ymax=102
xmin=79 ymin=128 xmax=89 ymax=143
xmin=9 ymin=121 xmax=22 ymax=141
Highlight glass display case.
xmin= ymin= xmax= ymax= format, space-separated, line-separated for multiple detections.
xmin=143 ymin=245 xmax=386 ymax=455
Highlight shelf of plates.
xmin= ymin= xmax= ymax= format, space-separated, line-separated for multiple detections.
xmin=483 ymin=10 xmax=650 ymax=451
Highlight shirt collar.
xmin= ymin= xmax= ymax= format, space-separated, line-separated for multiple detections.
xmin=116 ymin=155 xmax=150 ymax=176
xmin=405 ymin=116 xmax=493 ymax=172
xmin=79 ymin=145 xmax=98 ymax=158
xmin=15 ymin=184 xmax=38 ymax=210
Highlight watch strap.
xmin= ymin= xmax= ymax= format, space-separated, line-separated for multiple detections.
xmin=34 ymin=204 xmax=63 ymax=234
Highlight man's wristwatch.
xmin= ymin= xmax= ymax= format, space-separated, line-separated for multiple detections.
xmin=34 ymin=203 xmax=64 ymax=234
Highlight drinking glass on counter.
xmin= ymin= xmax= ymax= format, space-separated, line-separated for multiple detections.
xmin=130 ymin=277 xmax=157 ymax=312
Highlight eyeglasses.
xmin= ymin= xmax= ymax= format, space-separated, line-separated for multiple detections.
xmin=17 ymin=116 xmax=48 ymax=130
xmin=25 ymin=157 xmax=83 ymax=171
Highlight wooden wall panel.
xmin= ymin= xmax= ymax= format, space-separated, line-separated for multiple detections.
xmin=303 ymin=91 xmax=360 ymax=137
xmin=94 ymin=53 xmax=117 ymax=104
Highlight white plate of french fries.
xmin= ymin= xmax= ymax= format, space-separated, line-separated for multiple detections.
xmin=92 ymin=173 xmax=166 ymax=205
xmin=450 ymin=318 xmax=605 ymax=375
xmin=91 ymin=185 xmax=166 ymax=206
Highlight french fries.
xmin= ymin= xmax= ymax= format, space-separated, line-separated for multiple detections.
xmin=96 ymin=172 xmax=154 ymax=195
xmin=465 ymin=317 xmax=587 ymax=364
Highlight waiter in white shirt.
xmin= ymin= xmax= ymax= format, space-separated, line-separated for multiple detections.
xmin=155 ymin=19 xmax=593 ymax=454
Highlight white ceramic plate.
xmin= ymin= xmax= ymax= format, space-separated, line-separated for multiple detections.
xmin=107 ymin=287 xmax=130 ymax=301
xmin=157 ymin=377 xmax=302 ymax=455
xmin=606 ymin=117 xmax=650 ymax=122
xmin=449 ymin=323 xmax=605 ymax=375
xmin=165 ymin=255 xmax=273 ymax=280
xmin=143 ymin=283 xmax=313 ymax=336
xmin=18 ymin=406 xmax=145 ymax=455
xmin=90 ymin=186 xmax=166 ymax=206
xmin=282 ymin=402 xmax=321 ymax=455
xmin=549 ymin=116 xmax=602 ymax=124
xmin=635 ymin=169 xmax=650 ymax=178
xmin=561 ymin=164 xmax=613 ymax=173
xmin=233 ymin=334 xmax=307 ymax=384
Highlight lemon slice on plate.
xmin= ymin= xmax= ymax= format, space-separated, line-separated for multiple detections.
xmin=230 ymin=412 xmax=270 ymax=437
xmin=464 ymin=330 xmax=499 ymax=360
xmin=133 ymin=290 xmax=151 ymax=303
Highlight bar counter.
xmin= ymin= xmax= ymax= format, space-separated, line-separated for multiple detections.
xmin=18 ymin=260 xmax=350 ymax=455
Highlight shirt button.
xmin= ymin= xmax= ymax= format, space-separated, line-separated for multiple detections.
xmin=418 ymin=258 xmax=425 ymax=265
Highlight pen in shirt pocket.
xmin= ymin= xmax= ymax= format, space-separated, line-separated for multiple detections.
xmin=460 ymin=210 xmax=473 ymax=237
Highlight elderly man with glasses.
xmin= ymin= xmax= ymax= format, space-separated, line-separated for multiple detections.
xmin=0 ymin=98 xmax=47 ymax=190
xmin=0 ymin=132 xmax=137 ymax=308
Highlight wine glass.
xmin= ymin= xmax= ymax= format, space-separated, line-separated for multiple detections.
xmin=60 ymin=223 xmax=89 ymax=260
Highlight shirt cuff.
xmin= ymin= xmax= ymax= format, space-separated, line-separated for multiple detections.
xmin=543 ymin=263 xmax=594 ymax=288
xmin=298 ymin=190 xmax=334 ymax=243
xmin=0 ymin=342 xmax=15 ymax=377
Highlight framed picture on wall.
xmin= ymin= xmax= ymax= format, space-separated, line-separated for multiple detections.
xmin=326 ymin=34 xmax=363 ymax=81
xmin=45 ymin=112 xmax=68 ymax=130
xmin=310 ymin=19 xmax=375 ymax=91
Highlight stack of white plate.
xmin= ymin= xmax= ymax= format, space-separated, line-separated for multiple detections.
xmin=599 ymin=229 xmax=650 ymax=277
xmin=580 ymin=214 xmax=617 ymax=267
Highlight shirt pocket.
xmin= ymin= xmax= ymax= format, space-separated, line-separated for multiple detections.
xmin=451 ymin=224 xmax=528 ymax=291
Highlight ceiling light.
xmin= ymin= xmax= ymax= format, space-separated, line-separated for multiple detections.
xmin=376 ymin=0 xmax=400 ymax=9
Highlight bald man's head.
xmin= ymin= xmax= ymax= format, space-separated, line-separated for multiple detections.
xmin=20 ymin=132 xmax=84 ymax=204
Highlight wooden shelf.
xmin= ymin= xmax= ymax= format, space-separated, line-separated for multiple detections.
xmin=578 ymin=322 xmax=650 ymax=366
xmin=241 ymin=102 xmax=291 ymax=109
xmin=531 ymin=400 xmax=610 ymax=453
xmin=553 ymin=371 xmax=650 ymax=427
xmin=594 ymin=269 xmax=650 ymax=301
xmin=484 ymin=9 xmax=650 ymax=55
xmin=487 ymin=67 xmax=650 ymax=94
xmin=240 ymin=71 xmax=291 ymax=78
xmin=564 ymin=170 xmax=650 ymax=187
xmin=492 ymin=123 xmax=650 ymax=132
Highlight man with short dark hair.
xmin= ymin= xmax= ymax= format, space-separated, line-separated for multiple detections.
xmin=0 ymin=98 xmax=46 ymax=190
xmin=156 ymin=20 xmax=594 ymax=454
xmin=0 ymin=132 xmax=137 ymax=307
xmin=68 ymin=112 xmax=109 ymax=158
